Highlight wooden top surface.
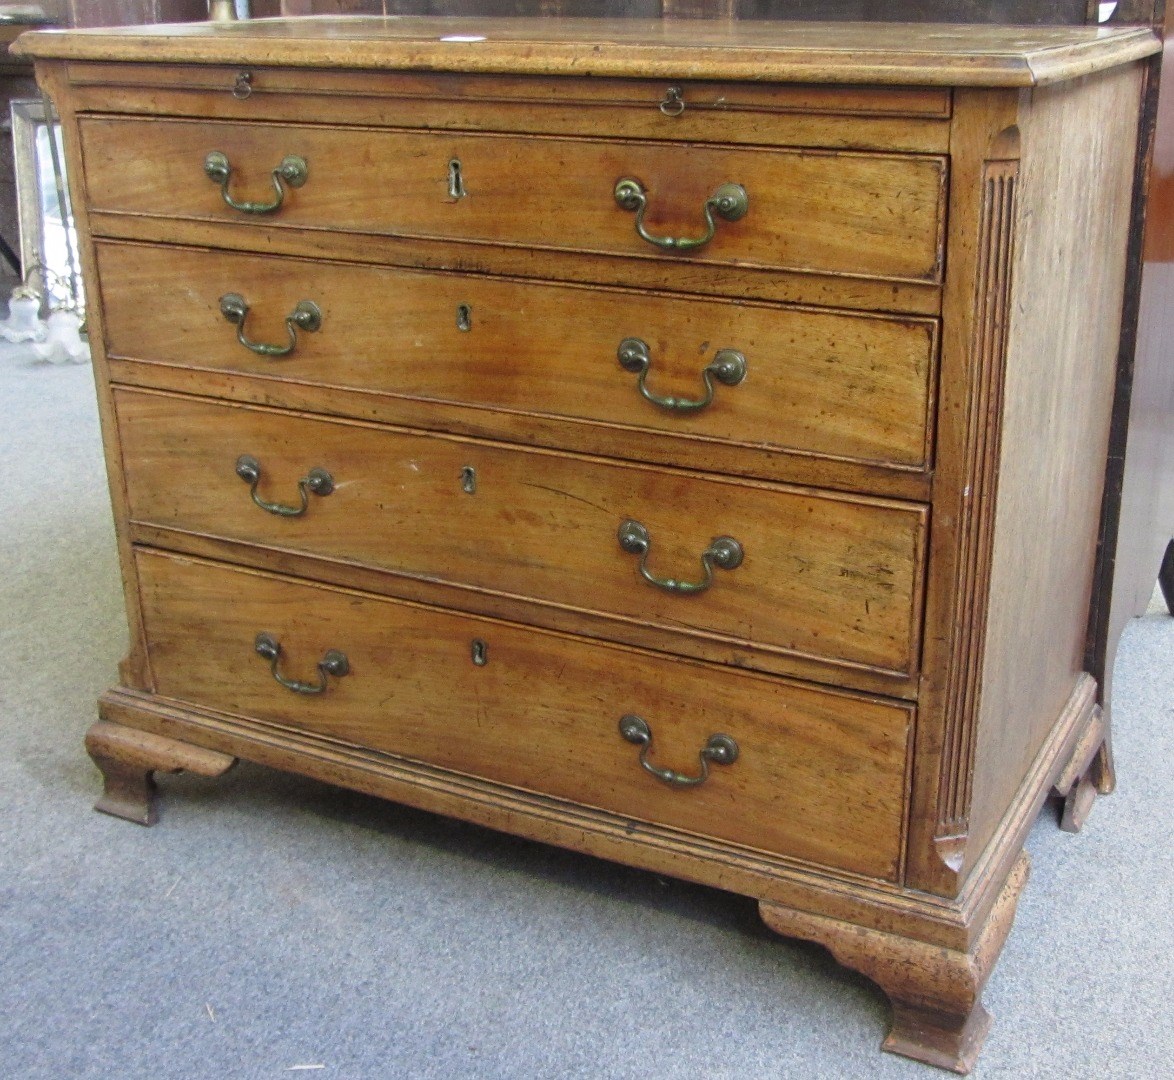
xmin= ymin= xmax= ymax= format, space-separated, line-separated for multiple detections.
xmin=11 ymin=16 xmax=1162 ymax=86
xmin=0 ymin=13 xmax=52 ymax=60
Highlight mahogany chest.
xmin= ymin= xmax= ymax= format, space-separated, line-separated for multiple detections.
xmin=16 ymin=17 xmax=1160 ymax=1072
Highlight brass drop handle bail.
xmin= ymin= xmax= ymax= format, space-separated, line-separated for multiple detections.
xmin=235 ymin=454 xmax=334 ymax=517
xmin=659 ymin=86 xmax=686 ymax=117
xmin=204 ymin=150 xmax=307 ymax=214
xmin=618 ymin=715 xmax=738 ymax=788
xmin=614 ymin=177 xmax=748 ymax=252
xmin=254 ymin=632 xmax=349 ymax=695
xmin=220 ymin=293 xmax=322 ymax=358
xmin=618 ymin=337 xmax=747 ymax=413
xmin=618 ymin=519 xmax=743 ymax=595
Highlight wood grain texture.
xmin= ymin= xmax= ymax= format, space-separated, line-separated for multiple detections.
xmin=85 ymin=210 xmax=944 ymax=317
xmin=33 ymin=62 xmax=155 ymax=691
xmin=906 ymin=65 xmax=1143 ymax=896
xmin=964 ymin=65 xmax=1142 ymax=866
xmin=135 ymin=549 xmax=913 ymax=879
xmin=94 ymin=671 xmax=1097 ymax=957
xmin=13 ymin=19 xmax=1160 ymax=86
xmin=65 ymin=64 xmax=953 ymax=154
xmin=96 ymin=240 xmax=939 ymax=476
xmin=0 ymin=23 xmax=52 ymax=72
xmin=934 ymin=155 xmax=1018 ymax=859
xmin=85 ymin=718 xmax=236 ymax=825
xmin=760 ymin=852 xmax=1029 ymax=1075
xmin=76 ymin=115 xmax=947 ymax=286
xmin=121 ymin=524 xmax=922 ymax=697
xmin=105 ymin=357 xmax=934 ymax=504
xmin=903 ymin=87 xmax=1022 ymax=897
xmin=1050 ymin=701 xmax=1110 ymax=833
xmin=29 ymin=22 xmax=1155 ymax=1073
xmin=115 ymin=388 xmax=929 ymax=682
xmin=927 ymin=674 xmax=1100 ymax=938
xmin=64 ymin=63 xmax=955 ymax=116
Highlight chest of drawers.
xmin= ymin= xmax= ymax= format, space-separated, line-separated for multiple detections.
xmin=17 ymin=17 xmax=1159 ymax=1073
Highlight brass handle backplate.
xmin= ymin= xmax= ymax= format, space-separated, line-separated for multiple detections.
xmin=203 ymin=150 xmax=307 ymax=214
xmin=235 ymin=454 xmax=334 ymax=517
xmin=618 ymin=715 xmax=738 ymax=788
xmin=254 ymin=632 xmax=349 ymax=695
xmin=220 ymin=292 xmax=322 ymax=357
xmin=614 ymin=177 xmax=748 ymax=252
xmin=618 ymin=519 xmax=743 ymax=595
xmin=618 ymin=338 xmax=746 ymax=413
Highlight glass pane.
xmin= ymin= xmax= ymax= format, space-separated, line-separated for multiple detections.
xmin=34 ymin=121 xmax=83 ymax=315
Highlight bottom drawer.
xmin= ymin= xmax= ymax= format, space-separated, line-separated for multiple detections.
xmin=136 ymin=549 xmax=911 ymax=881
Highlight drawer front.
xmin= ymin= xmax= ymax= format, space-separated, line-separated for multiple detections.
xmin=78 ymin=116 xmax=946 ymax=284
xmin=98 ymin=242 xmax=938 ymax=473
xmin=116 ymin=389 xmax=928 ymax=678
xmin=136 ymin=549 xmax=912 ymax=881
xmin=70 ymin=64 xmax=952 ymax=153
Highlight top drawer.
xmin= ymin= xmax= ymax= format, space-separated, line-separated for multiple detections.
xmin=77 ymin=116 xmax=947 ymax=288
xmin=68 ymin=65 xmax=953 ymax=153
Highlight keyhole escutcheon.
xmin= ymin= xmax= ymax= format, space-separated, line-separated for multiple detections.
xmin=448 ymin=159 xmax=467 ymax=199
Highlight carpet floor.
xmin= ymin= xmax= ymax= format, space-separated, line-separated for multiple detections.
xmin=1 ymin=356 xmax=1171 ymax=1080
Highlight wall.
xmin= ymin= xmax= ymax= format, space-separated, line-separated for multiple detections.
xmin=248 ymin=0 xmax=1093 ymax=17
xmin=31 ymin=1 xmax=205 ymax=24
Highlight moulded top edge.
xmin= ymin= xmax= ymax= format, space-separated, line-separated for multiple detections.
xmin=11 ymin=17 xmax=1163 ymax=88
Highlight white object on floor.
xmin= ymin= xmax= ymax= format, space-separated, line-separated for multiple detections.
xmin=0 ymin=289 xmax=46 ymax=342
xmin=31 ymin=309 xmax=88 ymax=364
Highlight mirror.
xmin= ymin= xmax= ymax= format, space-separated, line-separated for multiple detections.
xmin=10 ymin=97 xmax=83 ymax=315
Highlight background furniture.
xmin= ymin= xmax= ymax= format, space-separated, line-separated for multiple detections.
xmin=0 ymin=8 xmax=55 ymax=287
